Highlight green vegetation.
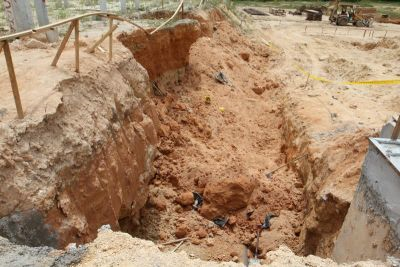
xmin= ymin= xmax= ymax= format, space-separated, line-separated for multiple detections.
xmin=233 ymin=0 xmax=400 ymax=18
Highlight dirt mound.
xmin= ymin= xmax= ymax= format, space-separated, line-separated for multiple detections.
xmin=0 ymin=49 xmax=159 ymax=248
xmin=140 ymin=10 xmax=175 ymax=19
xmin=351 ymin=38 xmax=400 ymax=51
xmin=0 ymin=228 xmax=389 ymax=266
xmin=118 ymin=19 xmax=205 ymax=80
xmin=200 ymin=176 xmax=258 ymax=219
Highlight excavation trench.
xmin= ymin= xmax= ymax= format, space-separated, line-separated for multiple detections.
xmin=0 ymin=9 xmax=358 ymax=264
xmin=118 ymin=13 xmax=308 ymax=261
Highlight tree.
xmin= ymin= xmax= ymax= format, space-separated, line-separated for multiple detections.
xmin=3 ymin=0 xmax=34 ymax=32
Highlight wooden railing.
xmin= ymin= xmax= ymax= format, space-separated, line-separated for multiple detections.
xmin=0 ymin=4 xmax=185 ymax=119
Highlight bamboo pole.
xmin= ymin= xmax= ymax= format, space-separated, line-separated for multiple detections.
xmin=3 ymin=41 xmax=24 ymax=119
xmin=74 ymin=20 xmax=80 ymax=73
xmin=51 ymin=21 xmax=75 ymax=67
xmin=86 ymin=24 xmax=118 ymax=53
xmin=109 ymin=18 xmax=113 ymax=62
xmin=150 ymin=0 xmax=184 ymax=35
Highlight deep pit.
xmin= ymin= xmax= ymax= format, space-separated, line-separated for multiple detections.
xmin=0 ymin=7 xmax=397 ymax=266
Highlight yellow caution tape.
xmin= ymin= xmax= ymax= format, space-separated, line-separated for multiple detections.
xmin=295 ymin=64 xmax=400 ymax=86
xmin=262 ymin=40 xmax=400 ymax=86
xmin=343 ymin=80 xmax=400 ymax=85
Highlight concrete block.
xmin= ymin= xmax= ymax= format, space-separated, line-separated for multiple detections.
xmin=333 ymin=138 xmax=400 ymax=262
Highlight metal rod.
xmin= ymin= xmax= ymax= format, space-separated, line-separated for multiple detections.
xmin=254 ymin=229 xmax=260 ymax=259
xmin=265 ymin=154 xmax=308 ymax=178
xmin=172 ymin=240 xmax=185 ymax=252
xmin=160 ymin=237 xmax=188 ymax=246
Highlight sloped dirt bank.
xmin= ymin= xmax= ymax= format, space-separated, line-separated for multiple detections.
xmin=281 ymin=100 xmax=371 ymax=257
xmin=0 ymin=54 xmax=159 ymax=248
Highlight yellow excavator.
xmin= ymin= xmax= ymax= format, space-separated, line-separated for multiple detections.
xmin=328 ymin=0 xmax=375 ymax=27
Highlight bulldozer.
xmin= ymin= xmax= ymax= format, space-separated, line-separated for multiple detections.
xmin=328 ymin=0 xmax=375 ymax=27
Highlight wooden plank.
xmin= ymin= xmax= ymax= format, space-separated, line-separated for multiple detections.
xmin=74 ymin=20 xmax=80 ymax=73
xmin=391 ymin=115 xmax=400 ymax=140
xmin=0 ymin=12 xmax=150 ymax=42
xmin=51 ymin=21 xmax=75 ymax=67
xmin=109 ymin=18 xmax=113 ymax=62
xmin=0 ymin=41 xmax=3 ymax=54
xmin=86 ymin=24 xmax=118 ymax=53
xmin=0 ymin=12 xmax=106 ymax=42
xmin=3 ymin=41 xmax=24 ymax=119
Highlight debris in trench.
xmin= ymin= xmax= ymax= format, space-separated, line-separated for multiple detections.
xmin=205 ymin=96 xmax=211 ymax=105
xmin=243 ymin=8 xmax=269 ymax=16
xmin=152 ymin=81 xmax=167 ymax=96
xmin=246 ymin=209 xmax=254 ymax=220
xmin=253 ymin=213 xmax=277 ymax=263
xmin=213 ymin=217 xmax=228 ymax=227
xmin=172 ymin=239 xmax=186 ymax=252
xmin=261 ymin=213 xmax=277 ymax=230
xmin=193 ymin=192 xmax=203 ymax=210
xmin=214 ymin=71 xmax=229 ymax=85
xmin=265 ymin=154 xmax=308 ymax=179
xmin=161 ymin=237 xmax=189 ymax=246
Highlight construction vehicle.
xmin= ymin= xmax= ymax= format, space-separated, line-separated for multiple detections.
xmin=328 ymin=1 xmax=375 ymax=27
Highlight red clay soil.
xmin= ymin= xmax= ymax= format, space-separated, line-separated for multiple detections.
xmin=124 ymin=18 xmax=305 ymax=262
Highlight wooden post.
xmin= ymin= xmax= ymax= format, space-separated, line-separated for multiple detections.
xmin=74 ymin=20 xmax=80 ymax=73
xmin=86 ymin=24 xmax=118 ymax=53
xmin=363 ymin=29 xmax=366 ymax=38
xmin=109 ymin=18 xmax=113 ymax=61
xmin=34 ymin=0 xmax=59 ymax=43
xmin=3 ymin=41 xmax=24 ymax=119
xmin=305 ymin=26 xmax=307 ymax=33
xmin=162 ymin=0 xmax=164 ymax=9
xmin=51 ymin=21 xmax=75 ymax=67
xmin=181 ymin=3 xmax=184 ymax=19
xmin=391 ymin=115 xmax=400 ymax=140
xmin=384 ymin=31 xmax=387 ymax=38
xmin=334 ymin=27 xmax=337 ymax=36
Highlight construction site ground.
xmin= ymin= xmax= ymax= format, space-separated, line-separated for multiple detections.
xmin=0 ymin=4 xmax=399 ymax=266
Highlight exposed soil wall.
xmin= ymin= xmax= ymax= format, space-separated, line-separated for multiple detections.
xmin=281 ymin=103 xmax=371 ymax=257
xmin=118 ymin=19 xmax=205 ymax=80
xmin=0 ymin=57 xmax=159 ymax=248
